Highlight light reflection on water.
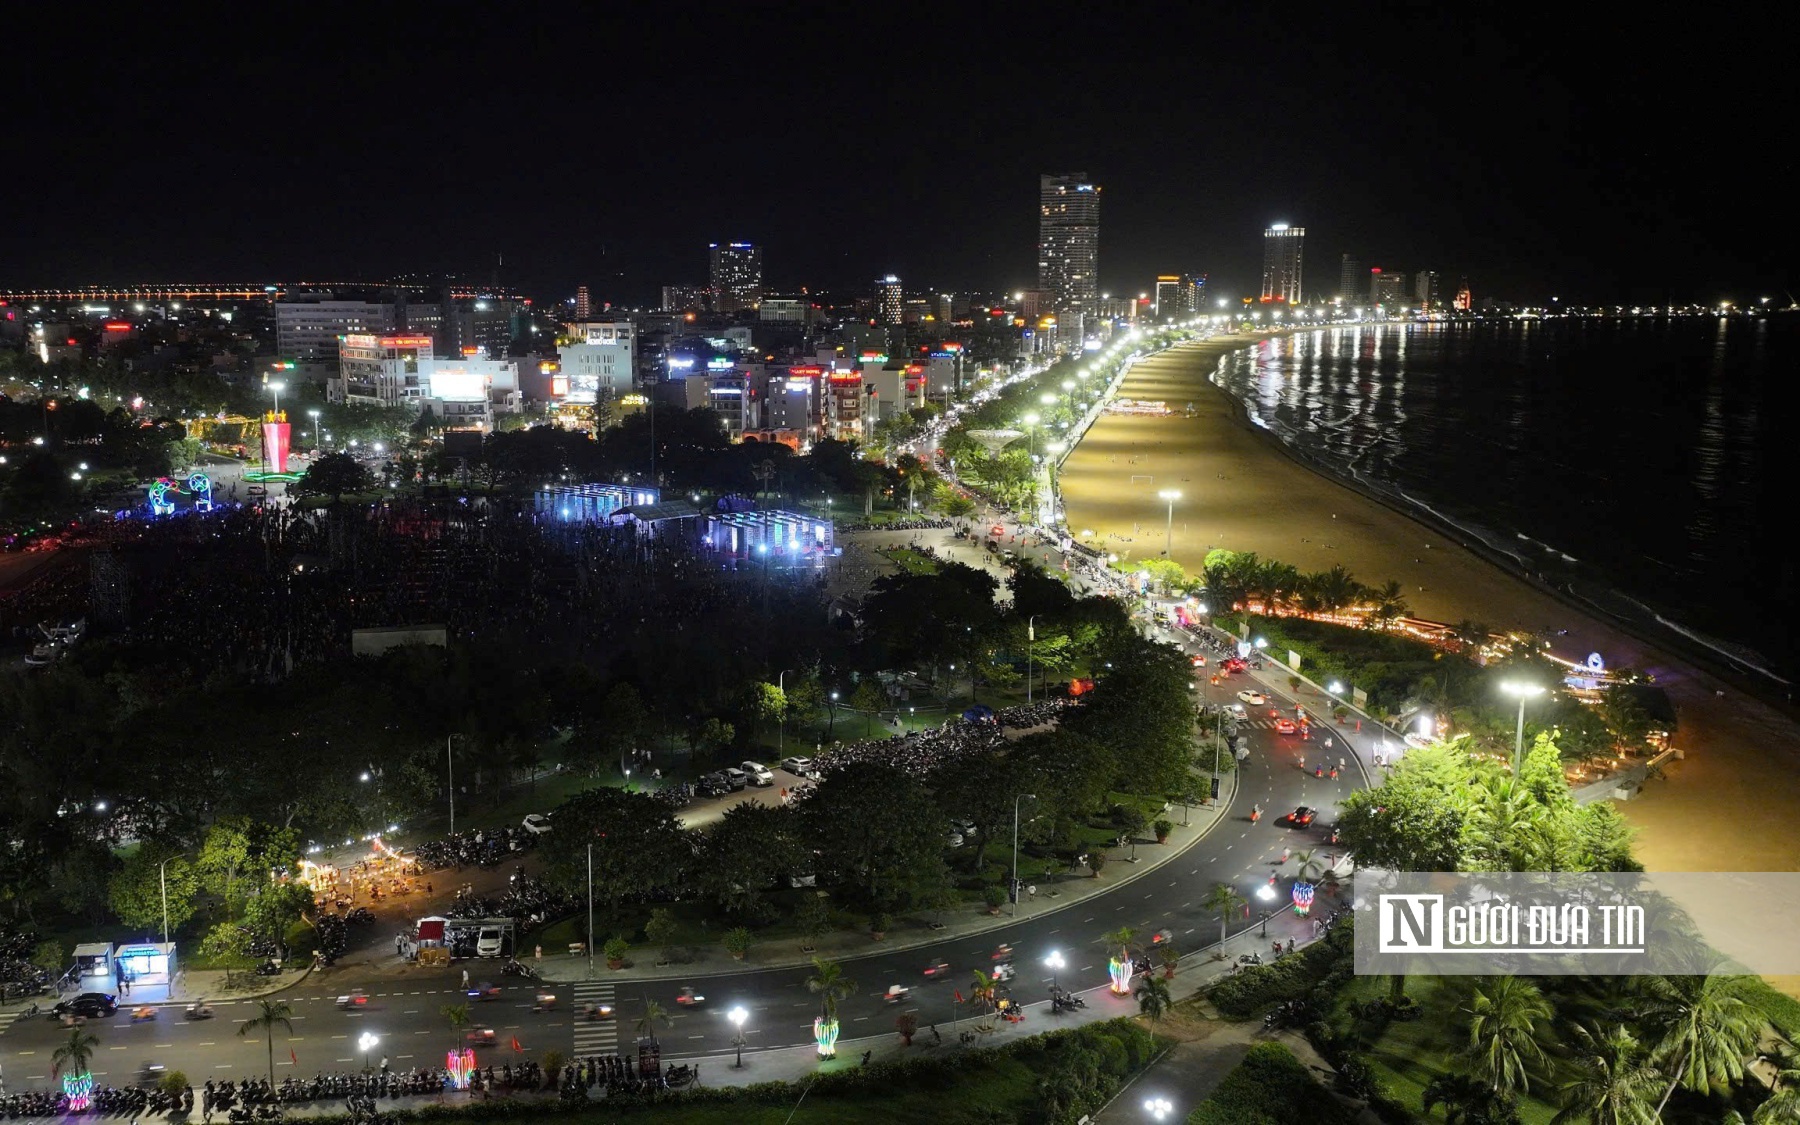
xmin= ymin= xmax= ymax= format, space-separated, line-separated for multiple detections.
xmin=1211 ymin=318 xmax=1794 ymax=674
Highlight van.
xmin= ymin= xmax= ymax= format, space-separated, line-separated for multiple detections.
xmin=476 ymin=926 xmax=504 ymax=958
xmin=740 ymin=761 xmax=774 ymax=787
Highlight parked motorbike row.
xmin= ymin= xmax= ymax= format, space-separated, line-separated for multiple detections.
xmin=1 ymin=1081 xmax=185 ymax=1119
xmin=448 ymin=872 xmax=574 ymax=930
xmin=1048 ymin=986 xmax=1088 ymax=1014
xmin=1264 ymin=998 xmax=1312 ymax=1030
xmin=555 ymin=1055 xmax=696 ymax=1097
xmin=413 ymin=826 xmax=538 ymax=872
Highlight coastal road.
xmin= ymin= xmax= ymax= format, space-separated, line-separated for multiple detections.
xmin=0 ymin=641 xmax=1352 ymax=1079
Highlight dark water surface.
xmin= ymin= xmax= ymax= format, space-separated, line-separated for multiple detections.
xmin=1212 ymin=317 xmax=1800 ymax=684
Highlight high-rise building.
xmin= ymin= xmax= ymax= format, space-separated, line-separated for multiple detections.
xmin=1260 ymin=224 xmax=1304 ymax=303
xmin=1153 ymin=275 xmax=1186 ymax=320
xmin=1369 ymin=268 xmax=1406 ymax=305
xmin=575 ymin=286 xmax=591 ymax=320
xmin=1038 ymin=173 xmax=1101 ymax=319
xmin=876 ymin=275 xmax=904 ymax=326
xmin=1413 ymin=271 xmax=1440 ymax=305
xmin=1338 ymin=255 xmax=1364 ymax=302
xmin=333 ymin=333 xmax=434 ymax=405
xmin=558 ymin=321 xmax=637 ymax=403
xmin=276 ymin=294 xmax=396 ymax=380
xmin=709 ymin=242 xmax=763 ymax=312
xmin=662 ymin=285 xmax=707 ymax=312
xmin=1454 ymin=279 xmax=1473 ymax=311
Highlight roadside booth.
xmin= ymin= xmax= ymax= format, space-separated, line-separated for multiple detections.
xmin=73 ymin=943 xmax=113 ymax=981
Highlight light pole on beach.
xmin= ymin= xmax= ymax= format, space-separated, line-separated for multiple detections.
xmin=1500 ymin=681 xmax=1546 ymax=779
xmin=1158 ymin=489 xmax=1181 ymax=555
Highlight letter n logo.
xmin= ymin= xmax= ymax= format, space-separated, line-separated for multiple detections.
xmin=1379 ymin=894 xmax=1443 ymax=953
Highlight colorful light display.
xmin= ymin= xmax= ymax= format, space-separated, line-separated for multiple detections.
xmin=812 ymin=1016 xmax=839 ymax=1058
xmin=447 ymin=1048 xmax=477 ymax=1089
xmin=1108 ymin=956 xmax=1133 ymax=994
xmin=262 ymin=411 xmax=291 ymax=474
xmin=63 ymin=1072 xmax=94 ymax=1110
xmin=148 ymin=471 xmax=214 ymax=516
xmin=1292 ymin=881 xmax=1316 ymax=916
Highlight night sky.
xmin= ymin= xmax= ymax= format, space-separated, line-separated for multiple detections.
xmin=4 ymin=8 xmax=1784 ymax=306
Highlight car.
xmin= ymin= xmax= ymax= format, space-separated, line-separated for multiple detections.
xmin=465 ymin=1026 xmax=497 ymax=1047
xmin=1237 ymin=690 xmax=1268 ymax=705
xmin=246 ymin=484 xmax=268 ymax=497
xmin=723 ymin=768 xmax=749 ymax=791
xmin=698 ymin=771 xmax=729 ymax=796
xmin=945 ymin=831 xmax=964 ymax=848
xmin=950 ymin=819 xmax=977 ymax=838
xmin=521 ymin=813 xmax=552 ymax=836
xmin=780 ymin=756 xmax=815 ymax=777
xmin=1190 ymin=654 xmax=1207 ymax=667
xmin=1275 ymin=719 xmax=1298 ymax=735
xmin=740 ymin=761 xmax=774 ymax=787
xmin=1284 ymin=806 xmax=1317 ymax=827
xmin=1227 ymin=702 xmax=1247 ymax=717
xmin=56 ymin=993 xmax=117 ymax=1018
xmin=923 ymin=959 xmax=952 ymax=977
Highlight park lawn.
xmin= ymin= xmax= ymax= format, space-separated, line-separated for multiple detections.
xmin=880 ymin=546 xmax=941 ymax=576
xmin=1335 ymin=974 xmax=1560 ymax=1125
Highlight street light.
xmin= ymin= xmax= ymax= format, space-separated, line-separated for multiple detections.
xmin=1011 ymin=793 xmax=1037 ymax=915
xmin=1144 ymin=1096 xmax=1174 ymax=1121
xmin=1157 ymin=489 xmax=1181 ymax=555
xmin=267 ymin=379 xmax=287 ymax=416
xmin=827 ymin=690 xmax=840 ymax=737
xmin=1044 ymin=950 xmax=1065 ymax=990
xmin=729 ymin=1006 xmax=748 ymax=1068
xmin=446 ymin=734 xmax=463 ymax=834
xmin=1499 ymin=681 xmax=1546 ymax=779
xmin=777 ymin=668 xmax=796 ymax=754
xmin=1026 ymin=615 xmax=1039 ymax=704
xmin=358 ymin=1031 xmax=379 ymax=1073
xmin=308 ymin=408 xmax=322 ymax=448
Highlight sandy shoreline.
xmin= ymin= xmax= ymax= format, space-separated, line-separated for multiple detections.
xmin=1060 ymin=332 xmax=1800 ymax=872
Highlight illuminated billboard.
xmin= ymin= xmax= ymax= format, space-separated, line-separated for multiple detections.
xmin=427 ymin=367 xmax=490 ymax=402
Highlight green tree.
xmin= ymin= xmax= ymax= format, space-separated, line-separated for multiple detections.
xmin=1638 ymin=973 xmax=1762 ymax=1115
xmin=1551 ymin=1023 xmax=1660 ymax=1125
xmin=1209 ymin=885 xmax=1252 ymax=950
xmin=242 ymin=881 xmax=313 ymax=956
xmin=32 ymin=939 xmax=66 ymax=976
xmin=108 ymin=850 xmax=199 ymax=935
xmin=635 ymin=999 xmax=670 ymax=1048
xmin=697 ymin=717 xmax=735 ymax=761
xmin=238 ymin=999 xmax=294 ymax=1087
xmin=741 ymin=682 xmax=785 ymax=742
xmin=1423 ymin=1073 xmax=1522 ymax=1125
xmin=807 ymin=956 xmax=854 ymax=1027
xmin=795 ymin=893 xmax=830 ymax=948
xmin=293 ymin=451 xmax=374 ymax=503
xmin=800 ymin=760 xmax=948 ymax=910
xmin=441 ymin=1002 xmax=471 ymax=1055
xmin=849 ymin=680 xmax=888 ymax=737
xmin=1464 ymin=976 xmax=1552 ymax=1097
xmin=1135 ymin=975 xmax=1172 ymax=1024
xmin=52 ymin=1027 xmax=99 ymax=1080
xmin=197 ymin=819 xmax=255 ymax=912
xmin=539 ymin=787 xmax=688 ymax=909
xmin=704 ymin=803 xmax=804 ymax=916
xmin=644 ymin=908 xmax=679 ymax=963
xmin=198 ymin=920 xmax=253 ymax=984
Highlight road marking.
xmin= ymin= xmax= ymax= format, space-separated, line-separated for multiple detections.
xmin=404 ymin=1010 xmax=419 ymax=1015
xmin=215 ymin=1064 xmax=232 ymax=1069
xmin=396 ymin=1054 xmax=414 ymax=1060
xmin=689 ymin=1034 xmax=705 ymax=1039
xmin=1082 ymin=916 xmax=1094 ymax=922
xmin=1082 ymin=964 xmax=1095 ymax=971
xmin=109 ymin=1045 xmax=127 ymax=1050
xmin=414 ymin=1030 xmax=430 ymax=1035
xmin=331 ymin=1035 xmax=347 ymax=1040
xmin=198 ymin=1041 xmax=215 ymax=1046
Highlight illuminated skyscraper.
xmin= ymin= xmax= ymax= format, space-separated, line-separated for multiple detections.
xmin=1413 ymin=270 xmax=1440 ymax=305
xmin=708 ymin=242 xmax=763 ymax=312
xmin=1338 ymin=254 xmax=1364 ymax=302
xmin=1261 ymin=224 xmax=1304 ymax=303
xmin=1038 ymin=173 xmax=1101 ymax=319
xmin=875 ymin=275 xmax=903 ymax=326
xmin=575 ymin=285 xmax=591 ymax=320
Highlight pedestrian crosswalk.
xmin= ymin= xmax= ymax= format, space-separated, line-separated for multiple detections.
xmin=570 ymin=981 xmax=619 ymax=1057
xmin=0 ymin=1009 xmax=22 ymax=1037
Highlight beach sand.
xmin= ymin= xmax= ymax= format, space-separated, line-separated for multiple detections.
xmin=1060 ymin=332 xmax=1800 ymax=873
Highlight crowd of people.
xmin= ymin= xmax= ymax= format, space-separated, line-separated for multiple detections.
xmin=813 ymin=699 xmax=1075 ymax=781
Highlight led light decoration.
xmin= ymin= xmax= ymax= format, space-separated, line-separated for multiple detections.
xmin=812 ymin=1016 xmax=840 ymax=1058
xmin=63 ymin=1071 xmax=95 ymax=1110
xmin=1108 ymin=955 xmax=1134 ymax=994
xmin=148 ymin=471 xmax=215 ymax=516
xmin=447 ymin=1049 xmax=477 ymax=1089
xmin=1292 ymin=881 xmax=1316 ymax=916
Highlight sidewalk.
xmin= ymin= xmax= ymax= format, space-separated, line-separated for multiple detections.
xmin=537 ymin=765 xmax=1242 ymax=984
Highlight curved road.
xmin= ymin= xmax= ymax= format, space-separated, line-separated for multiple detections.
xmin=0 ymin=636 xmax=1361 ymax=1081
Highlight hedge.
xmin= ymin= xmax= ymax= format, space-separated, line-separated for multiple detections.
xmin=1206 ymin=916 xmax=1356 ymax=1018
xmin=1184 ymin=1042 xmax=1358 ymax=1125
xmin=291 ymin=1019 xmax=1161 ymax=1125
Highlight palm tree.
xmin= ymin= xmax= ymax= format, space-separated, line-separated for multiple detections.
xmin=1753 ymin=1039 xmax=1800 ymax=1124
xmin=1202 ymin=883 xmax=1246 ymax=952
xmin=806 ymin=956 xmax=854 ymax=1027
xmin=1103 ymin=926 xmax=1136 ymax=965
xmin=1292 ymin=849 xmax=1325 ymax=882
xmin=237 ymin=999 xmax=294 ymax=1086
xmin=51 ymin=1027 xmax=99 ymax=1080
xmin=1637 ymin=973 xmax=1761 ymax=1115
xmin=1550 ymin=1022 xmax=1660 ymax=1125
xmin=1464 ymin=976 xmax=1552 ymax=1097
xmin=635 ymin=998 xmax=670 ymax=1047
xmin=441 ymin=1002 xmax=471 ymax=1054
xmin=1422 ymin=1073 xmax=1519 ymax=1125
xmin=1135 ymin=975 xmax=1171 ymax=1024
xmin=1369 ymin=580 xmax=1409 ymax=629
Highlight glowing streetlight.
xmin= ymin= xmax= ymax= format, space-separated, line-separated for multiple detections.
xmin=1145 ymin=1096 xmax=1174 ymax=1121
xmin=358 ymin=1031 xmax=379 ymax=1072
xmin=1499 ymin=682 xmax=1546 ymax=779
xmin=1157 ymin=489 xmax=1181 ymax=555
xmin=1044 ymin=949 xmax=1065 ymax=990
xmin=729 ymin=1006 xmax=749 ymax=1068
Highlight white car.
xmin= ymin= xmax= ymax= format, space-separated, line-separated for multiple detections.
xmin=740 ymin=761 xmax=774 ymax=787
xmin=1236 ymin=690 xmax=1268 ymax=706
xmin=1227 ymin=702 xmax=1247 ymax=717
xmin=945 ymin=831 xmax=964 ymax=848
xmin=780 ymin=756 xmax=815 ymax=777
xmin=521 ymin=813 xmax=552 ymax=836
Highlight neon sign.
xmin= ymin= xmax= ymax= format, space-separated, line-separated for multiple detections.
xmin=447 ymin=1049 xmax=477 ymax=1089
xmin=149 ymin=472 xmax=214 ymax=516
xmin=813 ymin=1016 xmax=840 ymax=1058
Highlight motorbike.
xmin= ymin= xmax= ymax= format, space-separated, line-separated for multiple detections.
xmin=922 ymin=960 xmax=952 ymax=977
xmin=467 ymin=983 xmax=501 ymax=1001
xmin=673 ymin=986 xmax=703 ymax=1007
xmin=581 ymin=1002 xmax=615 ymax=1021
xmin=184 ymin=1000 xmax=215 ymax=1020
xmin=336 ymin=990 xmax=369 ymax=1011
xmin=131 ymin=1006 xmax=158 ymax=1023
xmin=531 ymin=992 xmax=557 ymax=1011
xmin=883 ymin=985 xmax=911 ymax=1004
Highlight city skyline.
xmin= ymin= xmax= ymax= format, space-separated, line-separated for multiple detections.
xmin=0 ymin=9 xmax=1783 ymax=306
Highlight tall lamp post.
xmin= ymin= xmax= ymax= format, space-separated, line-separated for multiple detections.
xmin=1158 ymin=489 xmax=1181 ymax=556
xmin=358 ymin=1032 xmax=379 ymax=1073
xmin=1500 ymin=681 xmax=1546 ymax=779
xmin=307 ymin=408 xmax=322 ymax=450
xmin=1044 ymin=949 xmax=1065 ymax=991
xmin=1011 ymin=793 xmax=1037 ymax=915
xmin=777 ymin=668 xmax=795 ymax=755
xmin=1026 ymin=615 xmax=1039 ymax=704
xmin=729 ymin=1006 xmax=748 ymax=1068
